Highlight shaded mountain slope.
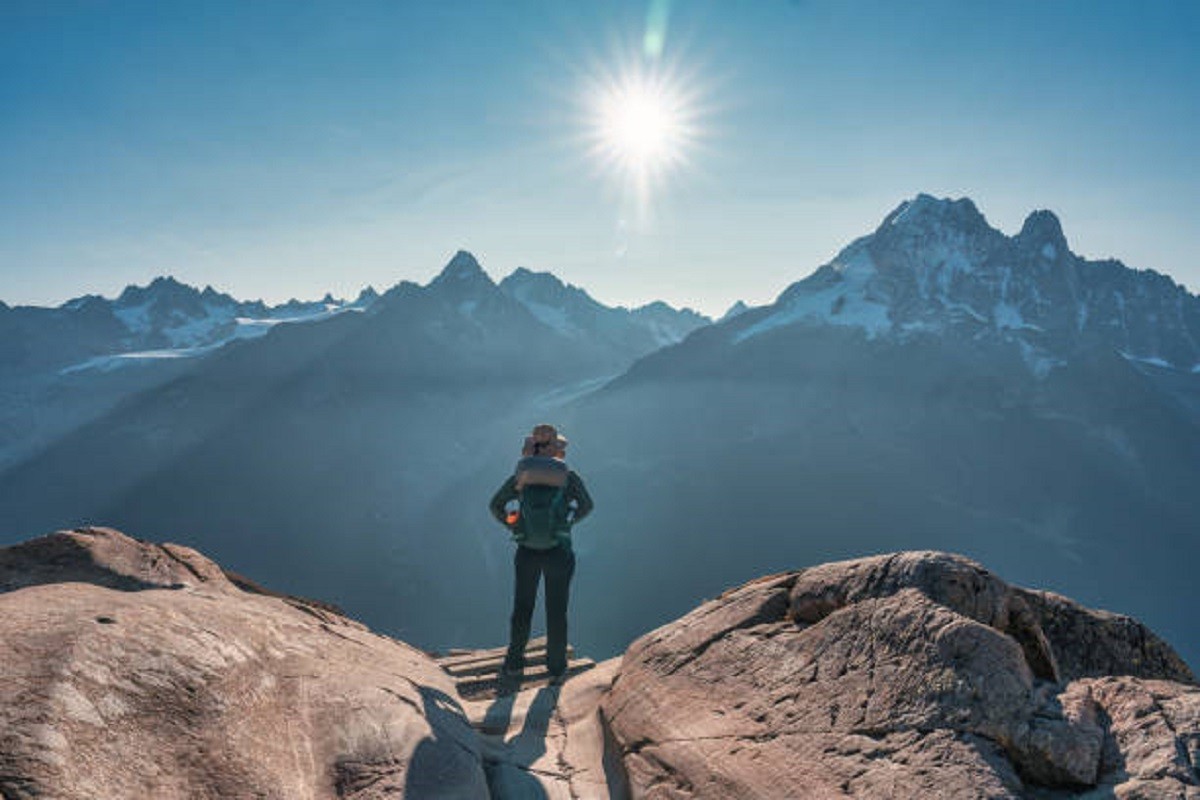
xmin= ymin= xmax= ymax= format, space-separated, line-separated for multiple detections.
xmin=516 ymin=196 xmax=1200 ymax=670
xmin=0 ymin=252 xmax=706 ymax=648
xmin=549 ymin=321 xmax=1200 ymax=669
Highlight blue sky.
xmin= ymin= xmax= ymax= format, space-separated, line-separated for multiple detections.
xmin=2 ymin=0 xmax=1197 ymax=316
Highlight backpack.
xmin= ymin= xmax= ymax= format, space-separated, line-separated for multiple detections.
xmin=508 ymin=426 xmax=572 ymax=549
xmin=516 ymin=482 xmax=570 ymax=550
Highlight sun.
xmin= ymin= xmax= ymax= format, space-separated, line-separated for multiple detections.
xmin=598 ymin=80 xmax=680 ymax=168
xmin=583 ymin=62 xmax=702 ymax=209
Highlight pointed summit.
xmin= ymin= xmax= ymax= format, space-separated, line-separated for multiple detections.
xmin=879 ymin=193 xmax=989 ymax=234
xmin=1016 ymin=209 xmax=1068 ymax=259
xmin=116 ymin=275 xmax=204 ymax=309
xmin=431 ymin=250 xmax=491 ymax=287
xmin=720 ymin=301 xmax=749 ymax=322
xmin=353 ymin=286 xmax=379 ymax=307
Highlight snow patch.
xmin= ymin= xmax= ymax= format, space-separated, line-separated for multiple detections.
xmin=162 ymin=303 xmax=236 ymax=348
xmin=992 ymin=302 xmax=1041 ymax=331
xmin=1120 ymin=351 xmax=1173 ymax=369
xmin=890 ymin=200 xmax=914 ymax=226
xmin=1041 ymin=243 xmax=1057 ymax=260
xmin=60 ymin=346 xmax=224 ymax=374
xmin=114 ymin=302 xmax=153 ymax=335
xmin=941 ymin=301 xmax=987 ymax=325
xmin=61 ymin=306 xmax=362 ymax=374
xmin=735 ymin=249 xmax=891 ymax=343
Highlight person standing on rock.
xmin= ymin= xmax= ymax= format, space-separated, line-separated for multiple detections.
xmin=489 ymin=424 xmax=594 ymax=684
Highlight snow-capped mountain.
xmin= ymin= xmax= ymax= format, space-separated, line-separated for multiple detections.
xmin=0 ymin=276 xmax=376 ymax=379
xmin=498 ymin=266 xmax=709 ymax=356
xmin=0 ymin=278 xmax=375 ymax=469
xmin=731 ymin=194 xmax=1200 ymax=376
xmin=66 ymin=277 xmax=375 ymax=373
xmin=0 ymin=250 xmax=711 ymax=473
xmin=3 ymin=252 xmax=709 ymax=382
xmin=569 ymin=194 xmax=1200 ymax=667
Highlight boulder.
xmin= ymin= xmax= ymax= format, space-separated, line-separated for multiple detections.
xmin=602 ymin=551 xmax=1199 ymax=799
xmin=5 ymin=534 xmax=1196 ymax=799
xmin=0 ymin=527 xmax=488 ymax=799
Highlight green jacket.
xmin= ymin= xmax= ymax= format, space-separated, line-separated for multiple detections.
xmin=489 ymin=470 xmax=594 ymax=550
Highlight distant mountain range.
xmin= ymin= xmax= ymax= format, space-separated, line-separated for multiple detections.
xmin=1 ymin=255 xmax=706 ymax=379
xmin=0 ymin=254 xmax=708 ymax=469
xmin=1 ymin=196 xmax=1196 ymax=671
xmin=1 ymin=277 xmax=376 ymax=379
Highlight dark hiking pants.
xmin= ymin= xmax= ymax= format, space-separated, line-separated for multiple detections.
xmin=504 ymin=545 xmax=576 ymax=676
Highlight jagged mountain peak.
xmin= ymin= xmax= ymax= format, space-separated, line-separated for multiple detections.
xmin=117 ymin=275 xmax=200 ymax=306
xmin=499 ymin=267 xmax=597 ymax=310
xmin=633 ymin=300 xmax=704 ymax=319
xmin=430 ymin=250 xmax=492 ymax=287
xmin=720 ymin=300 xmax=749 ymax=322
xmin=732 ymin=194 xmax=1200 ymax=376
xmin=1016 ymin=209 xmax=1069 ymax=258
xmin=500 ymin=266 xmax=568 ymax=292
xmin=59 ymin=293 xmax=106 ymax=311
xmin=504 ymin=266 xmax=546 ymax=282
xmin=504 ymin=265 xmax=566 ymax=285
xmin=878 ymin=193 xmax=990 ymax=235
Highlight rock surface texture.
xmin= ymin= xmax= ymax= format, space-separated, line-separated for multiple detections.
xmin=0 ymin=527 xmax=488 ymax=799
xmin=601 ymin=551 xmax=1199 ymax=799
xmin=434 ymin=637 xmax=626 ymax=798
xmin=3 ymin=531 xmax=1196 ymax=799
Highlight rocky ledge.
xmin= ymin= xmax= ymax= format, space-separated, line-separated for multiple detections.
xmin=602 ymin=551 xmax=1199 ymax=799
xmin=0 ymin=527 xmax=487 ymax=798
xmin=1 ymin=530 xmax=1196 ymax=799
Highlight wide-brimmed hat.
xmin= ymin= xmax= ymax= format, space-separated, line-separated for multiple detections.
xmin=524 ymin=424 xmax=568 ymax=457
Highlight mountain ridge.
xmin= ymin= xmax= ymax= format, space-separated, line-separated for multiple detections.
xmin=2 ymin=195 xmax=1198 ymax=675
xmin=2 ymin=251 xmax=708 ymax=377
xmin=725 ymin=194 xmax=1200 ymax=377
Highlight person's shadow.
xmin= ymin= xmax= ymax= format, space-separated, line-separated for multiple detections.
xmin=481 ymin=684 xmax=562 ymax=799
xmin=399 ymin=686 xmax=492 ymax=799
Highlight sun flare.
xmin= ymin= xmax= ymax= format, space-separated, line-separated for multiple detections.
xmin=599 ymin=82 xmax=680 ymax=167
xmin=583 ymin=62 xmax=703 ymax=209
